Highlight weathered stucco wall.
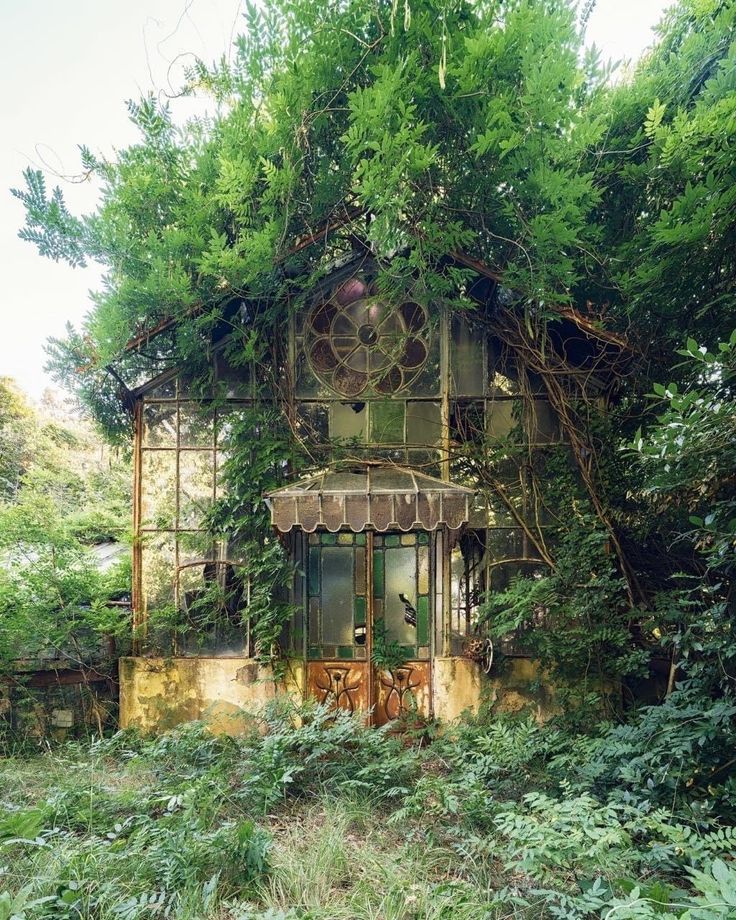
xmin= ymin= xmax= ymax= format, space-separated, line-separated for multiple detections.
xmin=120 ymin=654 xmax=597 ymax=733
xmin=434 ymin=657 xmax=567 ymax=723
xmin=119 ymin=657 xmax=305 ymax=735
xmin=433 ymin=657 xmax=483 ymax=721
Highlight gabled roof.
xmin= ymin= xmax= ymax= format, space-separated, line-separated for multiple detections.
xmin=121 ymin=209 xmax=628 ymax=359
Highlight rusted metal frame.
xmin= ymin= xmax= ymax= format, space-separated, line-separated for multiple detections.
xmin=429 ymin=531 xmax=437 ymax=718
xmin=301 ymin=532 xmax=309 ymax=699
xmin=440 ymin=307 xmax=451 ymax=482
xmin=172 ymin=398 xmax=182 ymax=655
xmin=366 ymin=530 xmax=375 ymax=726
xmin=132 ymin=400 xmax=143 ymax=655
xmin=442 ymin=527 xmax=452 ymax=658
xmin=21 ymin=667 xmax=116 ymax=689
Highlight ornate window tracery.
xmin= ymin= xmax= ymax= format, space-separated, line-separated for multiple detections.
xmin=303 ymin=277 xmax=432 ymax=398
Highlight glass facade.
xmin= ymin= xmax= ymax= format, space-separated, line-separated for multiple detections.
xmin=133 ymin=261 xmax=565 ymax=666
xmin=136 ymin=370 xmax=252 ymax=655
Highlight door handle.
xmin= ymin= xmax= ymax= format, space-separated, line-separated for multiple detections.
xmin=399 ymin=593 xmax=417 ymax=628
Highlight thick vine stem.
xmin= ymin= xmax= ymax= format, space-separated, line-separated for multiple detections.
xmin=493 ymin=309 xmax=647 ymax=610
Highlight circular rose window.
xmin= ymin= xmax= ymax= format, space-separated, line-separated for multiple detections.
xmin=304 ymin=277 xmax=431 ymax=397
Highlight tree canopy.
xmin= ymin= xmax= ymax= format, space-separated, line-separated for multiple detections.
xmin=11 ymin=0 xmax=736 ymax=690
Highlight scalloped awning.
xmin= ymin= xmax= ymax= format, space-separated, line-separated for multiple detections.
xmin=265 ymin=464 xmax=475 ymax=533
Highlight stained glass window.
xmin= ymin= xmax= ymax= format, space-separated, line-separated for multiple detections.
xmin=303 ymin=276 xmax=433 ymax=398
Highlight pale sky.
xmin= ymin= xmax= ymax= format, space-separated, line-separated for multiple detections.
xmin=1 ymin=0 xmax=672 ymax=400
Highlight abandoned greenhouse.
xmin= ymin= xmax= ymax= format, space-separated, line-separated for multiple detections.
xmin=119 ymin=249 xmax=625 ymax=732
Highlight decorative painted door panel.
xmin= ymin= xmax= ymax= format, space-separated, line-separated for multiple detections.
xmin=305 ymin=530 xmax=432 ymax=724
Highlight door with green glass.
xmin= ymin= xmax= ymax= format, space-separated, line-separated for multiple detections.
xmin=371 ymin=531 xmax=432 ymax=726
xmin=305 ymin=530 xmax=433 ymax=725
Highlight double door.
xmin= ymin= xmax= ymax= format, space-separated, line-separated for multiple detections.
xmin=305 ymin=530 xmax=433 ymax=725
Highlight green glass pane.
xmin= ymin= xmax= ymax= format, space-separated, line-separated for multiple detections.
xmin=309 ymin=597 xmax=319 ymax=644
xmin=308 ymin=646 xmax=320 ymax=659
xmin=406 ymin=401 xmax=442 ymax=447
xmin=338 ymin=646 xmax=354 ymax=660
xmin=355 ymin=595 xmax=366 ymax=626
xmin=308 ymin=548 xmax=320 ymax=595
xmin=400 ymin=645 xmax=415 ymax=658
xmin=321 ymin=547 xmax=354 ymax=645
xmin=370 ymin=401 xmax=405 ymax=444
xmin=417 ymin=595 xmax=429 ymax=646
xmin=354 ymin=547 xmax=366 ymax=594
xmin=355 ymin=532 xmax=366 ymax=545
xmin=417 ymin=532 xmax=429 ymax=545
xmin=373 ymin=551 xmax=384 ymax=597
xmin=385 ymin=534 xmax=400 ymax=547
xmin=321 ymin=533 xmax=337 ymax=545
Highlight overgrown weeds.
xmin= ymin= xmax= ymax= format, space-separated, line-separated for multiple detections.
xmin=1 ymin=695 xmax=735 ymax=918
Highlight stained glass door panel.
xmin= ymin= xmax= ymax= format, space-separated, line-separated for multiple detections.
xmin=305 ymin=530 xmax=433 ymax=724
xmin=371 ymin=532 xmax=432 ymax=726
xmin=306 ymin=532 xmax=370 ymax=715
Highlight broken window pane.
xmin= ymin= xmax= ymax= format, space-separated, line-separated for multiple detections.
xmin=383 ymin=545 xmax=417 ymax=646
xmin=450 ymin=400 xmax=485 ymax=444
xmin=330 ymin=401 xmax=367 ymax=441
xmin=215 ymin=349 xmax=251 ymax=398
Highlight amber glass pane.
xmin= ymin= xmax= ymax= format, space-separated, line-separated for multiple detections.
xmin=383 ymin=546 xmax=417 ymax=646
xmin=142 ymin=403 xmax=177 ymax=447
xmin=321 ymin=547 xmax=354 ymax=645
xmin=140 ymin=450 xmax=176 ymax=529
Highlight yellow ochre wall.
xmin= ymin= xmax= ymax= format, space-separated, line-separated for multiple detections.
xmin=119 ymin=655 xmax=572 ymax=734
xmin=119 ymin=657 xmax=305 ymax=735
